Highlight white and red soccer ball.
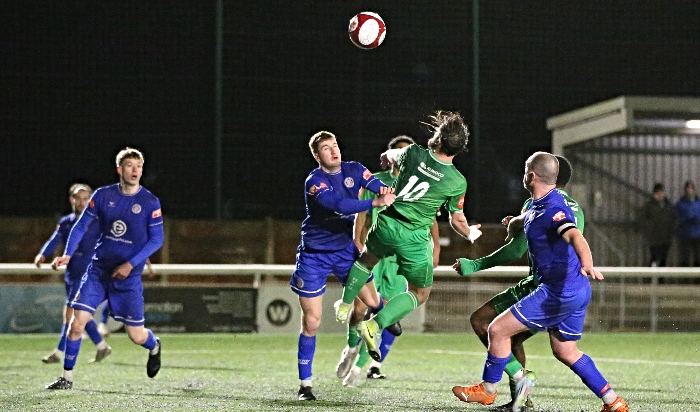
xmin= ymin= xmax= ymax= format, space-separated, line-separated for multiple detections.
xmin=348 ymin=12 xmax=386 ymax=50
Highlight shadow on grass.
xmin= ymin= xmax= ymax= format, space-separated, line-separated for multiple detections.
xmin=107 ymin=361 xmax=242 ymax=372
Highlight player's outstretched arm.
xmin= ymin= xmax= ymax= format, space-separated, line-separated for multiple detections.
xmin=379 ymin=147 xmax=408 ymax=170
xmin=454 ymin=231 xmax=528 ymax=276
xmin=373 ymin=191 xmax=396 ymax=208
xmin=448 ymin=211 xmax=481 ymax=242
xmin=562 ymin=228 xmax=604 ymax=280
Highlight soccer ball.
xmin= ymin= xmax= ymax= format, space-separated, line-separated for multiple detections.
xmin=348 ymin=12 xmax=386 ymax=50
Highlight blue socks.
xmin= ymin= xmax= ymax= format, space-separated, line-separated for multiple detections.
xmin=571 ymin=354 xmax=611 ymax=398
xmin=56 ymin=323 xmax=68 ymax=352
xmin=63 ymin=337 xmax=81 ymax=370
xmin=482 ymin=352 xmax=511 ymax=384
xmin=379 ymin=328 xmax=396 ymax=361
xmin=84 ymin=319 xmax=102 ymax=345
xmin=297 ymin=334 xmax=315 ymax=380
xmin=141 ymin=328 xmax=157 ymax=351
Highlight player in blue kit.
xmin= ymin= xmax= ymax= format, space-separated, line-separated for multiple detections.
xmin=292 ymin=131 xmax=396 ymax=401
xmin=452 ymin=152 xmax=629 ymax=412
xmin=46 ymin=147 xmax=164 ymax=390
xmin=35 ymin=183 xmax=111 ymax=364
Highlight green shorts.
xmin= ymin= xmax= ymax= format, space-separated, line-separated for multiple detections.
xmin=366 ymin=214 xmax=434 ymax=288
xmin=491 ymin=275 xmax=538 ymax=314
xmin=372 ymin=256 xmax=408 ymax=300
xmin=491 ymin=274 xmax=539 ymax=337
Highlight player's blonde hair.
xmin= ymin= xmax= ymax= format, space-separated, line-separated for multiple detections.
xmin=308 ymin=131 xmax=336 ymax=155
xmin=116 ymin=147 xmax=145 ymax=167
xmin=68 ymin=183 xmax=92 ymax=197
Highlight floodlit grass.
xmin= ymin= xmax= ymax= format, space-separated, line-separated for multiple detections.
xmin=1 ymin=332 xmax=699 ymax=411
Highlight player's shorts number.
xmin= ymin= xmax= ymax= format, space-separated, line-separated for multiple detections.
xmin=397 ymin=175 xmax=429 ymax=202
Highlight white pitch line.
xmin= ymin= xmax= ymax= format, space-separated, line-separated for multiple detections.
xmin=424 ymin=349 xmax=700 ymax=367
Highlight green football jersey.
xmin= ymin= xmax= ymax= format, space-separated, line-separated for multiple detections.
xmin=389 ymin=144 xmax=467 ymax=230
xmin=360 ymin=169 xmax=396 ymax=227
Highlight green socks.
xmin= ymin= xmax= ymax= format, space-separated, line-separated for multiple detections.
xmin=374 ymin=291 xmax=419 ymax=328
xmin=341 ymin=261 xmax=371 ymax=304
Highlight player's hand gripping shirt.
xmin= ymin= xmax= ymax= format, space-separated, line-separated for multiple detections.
xmin=523 ymin=189 xmax=588 ymax=293
xmin=387 ymin=144 xmax=466 ymax=230
xmin=65 ymin=183 xmax=164 ymax=271
xmin=300 ymin=161 xmax=385 ymax=251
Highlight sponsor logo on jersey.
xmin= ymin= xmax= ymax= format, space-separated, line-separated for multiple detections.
xmin=344 ymin=177 xmax=354 ymax=188
xmin=457 ymin=195 xmax=465 ymax=209
xmin=152 ymin=208 xmax=162 ymax=218
xmin=89 ymin=199 xmax=95 ymax=208
xmin=417 ymin=162 xmax=444 ymax=181
xmin=110 ymin=220 xmax=127 ymax=237
xmin=362 ymin=169 xmax=372 ymax=180
xmin=553 ymin=211 xmax=566 ymax=222
xmin=132 ymin=204 xmax=141 ymax=214
xmin=108 ymin=201 xmax=115 ymax=207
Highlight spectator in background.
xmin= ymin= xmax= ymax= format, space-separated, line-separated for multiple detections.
xmin=639 ymin=183 xmax=676 ymax=267
xmin=675 ymin=180 xmax=700 ymax=267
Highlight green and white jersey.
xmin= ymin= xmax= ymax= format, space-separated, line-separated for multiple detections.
xmin=389 ymin=144 xmax=467 ymax=231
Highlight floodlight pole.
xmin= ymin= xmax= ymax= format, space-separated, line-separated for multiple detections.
xmin=214 ymin=0 xmax=224 ymax=220
xmin=471 ymin=0 xmax=481 ymax=219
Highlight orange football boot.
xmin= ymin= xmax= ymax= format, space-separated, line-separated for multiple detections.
xmin=601 ymin=396 xmax=629 ymax=412
xmin=452 ymin=383 xmax=497 ymax=405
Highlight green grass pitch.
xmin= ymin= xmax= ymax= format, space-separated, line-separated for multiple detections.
xmin=1 ymin=332 xmax=699 ymax=411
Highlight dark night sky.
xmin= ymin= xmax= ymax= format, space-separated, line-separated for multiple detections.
xmin=2 ymin=1 xmax=700 ymax=222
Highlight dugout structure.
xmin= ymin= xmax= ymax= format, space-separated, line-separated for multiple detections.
xmin=547 ymin=95 xmax=700 ymax=267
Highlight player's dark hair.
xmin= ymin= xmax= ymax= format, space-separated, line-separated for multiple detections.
xmin=387 ymin=135 xmax=415 ymax=150
xmin=554 ymin=155 xmax=572 ymax=188
xmin=426 ymin=111 xmax=469 ymax=156
xmin=308 ymin=131 xmax=336 ymax=155
xmin=116 ymin=147 xmax=145 ymax=167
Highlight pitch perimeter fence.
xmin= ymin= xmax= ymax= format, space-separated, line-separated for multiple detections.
xmin=1 ymin=264 xmax=699 ymax=334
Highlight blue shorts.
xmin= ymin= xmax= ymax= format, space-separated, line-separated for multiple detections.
xmin=70 ymin=262 xmax=146 ymax=327
xmin=510 ymin=282 xmax=591 ymax=341
xmin=290 ymin=242 xmax=362 ymax=298
xmin=65 ymin=276 xmax=83 ymax=305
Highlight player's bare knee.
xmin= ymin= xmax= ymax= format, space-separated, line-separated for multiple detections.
xmin=470 ymin=311 xmax=488 ymax=336
xmin=125 ymin=327 xmax=147 ymax=345
xmin=486 ymin=320 xmax=509 ymax=340
xmin=301 ymin=314 xmax=321 ymax=335
xmin=68 ymin=321 xmax=85 ymax=338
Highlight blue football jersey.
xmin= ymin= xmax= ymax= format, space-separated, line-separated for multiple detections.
xmin=39 ymin=213 xmax=101 ymax=281
xmin=66 ymin=183 xmax=164 ymax=271
xmin=300 ymin=161 xmax=381 ymax=251
xmin=524 ymin=189 xmax=588 ymax=292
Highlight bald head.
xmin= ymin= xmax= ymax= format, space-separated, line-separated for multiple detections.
xmin=526 ymin=152 xmax=558 ymax=185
